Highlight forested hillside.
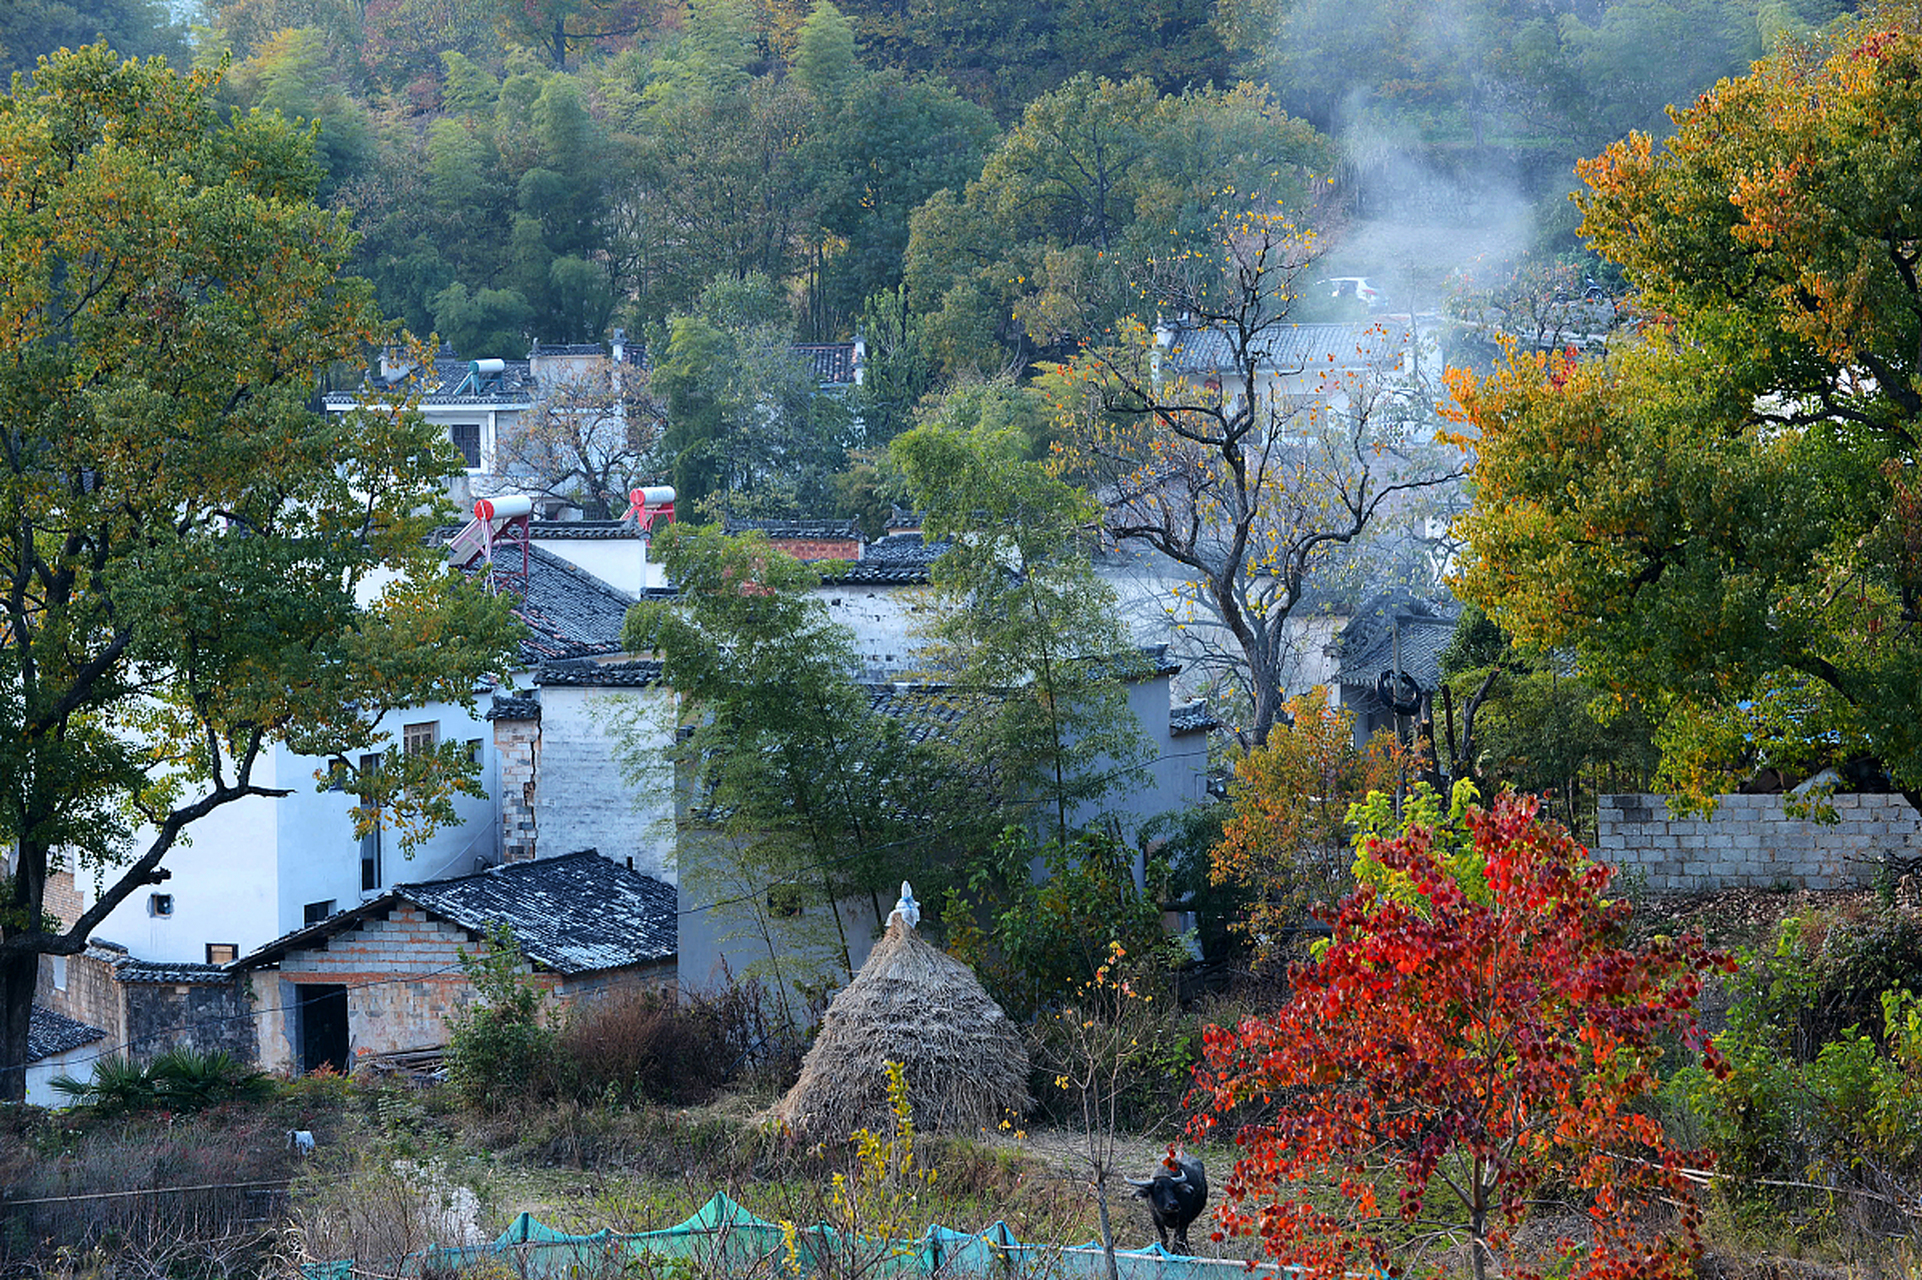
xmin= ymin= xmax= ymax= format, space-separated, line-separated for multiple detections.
xmin=11 ymin=0 xmax=1851 ymax=520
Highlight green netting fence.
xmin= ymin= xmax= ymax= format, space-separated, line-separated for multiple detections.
xmin=300 ymin=1191 xmax=1370 ymax=1280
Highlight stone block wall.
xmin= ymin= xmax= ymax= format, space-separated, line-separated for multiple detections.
xmin=124 ymin=978 xmax=255 ymax=1064
xmin=1595 ymin=792 xmax=1922 ymax=891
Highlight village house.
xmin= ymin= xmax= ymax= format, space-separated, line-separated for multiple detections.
xmin=230 ymin=852 xmax=676 ymax=1074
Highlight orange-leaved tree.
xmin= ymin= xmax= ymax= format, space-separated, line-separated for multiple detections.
xmin=1211 ymin=687 xmax=1405 ymax=959
xmin=1195 ymin=792 xmax=1729 ymax=1280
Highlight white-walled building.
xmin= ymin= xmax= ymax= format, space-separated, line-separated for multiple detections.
xmin=78 ymin=542 xmax=642 ymax=967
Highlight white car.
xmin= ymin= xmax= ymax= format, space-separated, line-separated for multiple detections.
xmin=1319 ymin=277 xmax=1382 ymax=307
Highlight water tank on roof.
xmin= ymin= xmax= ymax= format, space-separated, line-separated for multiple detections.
xmin=475 ymin=494 xmax=534 ymax=522
xmin=471 ymin=358 xmax=505 ymax=377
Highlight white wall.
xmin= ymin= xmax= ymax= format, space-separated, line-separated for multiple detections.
xmin=533 ymin=684 xmax=677 ymax=884
xmin=91 ymin=697 xmax=499 ymax=962
xmin=532 ymin=535 xmax=667 ymax=596
xmin=275 ymin=697 xmax=498 ymax=926
xmin=93 ymin=793 xmax=279 ymax=964
xmin=812 ymin=582 xmax=938 ymax=674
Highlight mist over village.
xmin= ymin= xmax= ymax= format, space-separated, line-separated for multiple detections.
xmin=0 ymin=0 xmax=1919 ymax=1276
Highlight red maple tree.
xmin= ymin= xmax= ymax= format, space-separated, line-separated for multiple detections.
xmin=1193 ymin=792 xmax=1730 ymax=1280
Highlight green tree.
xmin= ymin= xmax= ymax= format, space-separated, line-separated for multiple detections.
xmin=1450 ymin=17 xmax=1922 ymax=809
xmin=655 ymin=274 xmax=851 ymax=517
xmin=892 ymin=389 xmax=1152 ymax=846
xmin=493 ymin=0 xmax=654 ymax=69
xmin=792 ymin=0 xmax=857 ymax=104
xmin=0 ymin=47 xmax=523 ymax=1100
xmin=0 ymin=0 xmax=185 ymax=80
xmin=1435 ymin=606 xmax=1658 ymax=838
xmin=902 ymin=75 xmax=1331 ymax=374
xmin=621 ymin=526 xmax=924 ymax=995
xmin=220 ymin=24 xmax=375 ymax=198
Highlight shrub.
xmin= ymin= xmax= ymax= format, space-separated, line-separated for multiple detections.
xmin=51 ymin=1047 xmax=271 ymax=1114
xmin=1669 ymin=903 xmax=1922 ymax=1231
xmin=445 ymin=924 xmax=558 ymax=1109
xmin=555 ymin=984 xmax=763 ymax=1106
xmin=942 ymin=827 xmax=1184 ymax=1020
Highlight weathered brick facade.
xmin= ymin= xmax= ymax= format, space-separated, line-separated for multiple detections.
xmin=42 ymin=869 xmax=83 ymax=930
xmin=249 ymin=904 xmax=674 ymax=1073
xmin=36 ymin=946 xmax=126 ymax=1049
xmin=1596 ymin=792 xmax=1922 ymax=891
xmin=765 ymin=536 xmax=862 ymax=562
xmin=496 ymin=713 xmax=540 ymax=863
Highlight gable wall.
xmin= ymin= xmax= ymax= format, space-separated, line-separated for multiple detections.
xmin=252 ymin=906 xmax=512 ymax=1072
xmin=247 ymin=905 xmax=674 ymax=1073
xmin=532 ymin=685 xmax=676 ymax=883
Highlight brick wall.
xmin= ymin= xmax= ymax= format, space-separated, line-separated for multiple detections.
xmin=42 ymin=869 xmax=82 ymax=929
xmin=1596 ymin=792 xmax=1922 ymax=891
xmin=37 ymin=948 xmax=126 ymax=1048
xmin=497 ymin=715 xmax=539 ymax=863
xmin=273 ymin=906 xmax=491 ymax=1068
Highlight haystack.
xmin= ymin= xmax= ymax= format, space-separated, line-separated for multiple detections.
xmin=776 ymin=910 xmax=1031 ymax=1139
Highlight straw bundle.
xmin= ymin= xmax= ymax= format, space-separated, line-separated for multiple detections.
xmin=776 ymin=915 xmax=1032 ymax=1139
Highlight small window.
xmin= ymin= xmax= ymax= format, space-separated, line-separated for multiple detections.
xmin=403 ymin=722 xmax=438 ymax=756
xmin=449 ymin=423 xmax=481 ymax=469
xmin=767 ymin=885 xmax=806 ymax=918
xmin=148 ymin=893 xmax=174 ymax=917
xmin=466 ymin=738 xmax=484 ymax=765
xmin=51 ymin=956 xmax=66 ymax=990
xmin=206 ymin=943 xmax=238 ymax=965
xmin=303 ymin=899 xmax=336 ymax=926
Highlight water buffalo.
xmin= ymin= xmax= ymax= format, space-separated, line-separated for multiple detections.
xmin=1127 ymin=1152 xmax=1207 ymax=1254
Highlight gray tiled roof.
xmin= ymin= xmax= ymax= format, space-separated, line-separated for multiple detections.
xmin=864 ymin=534 xmax=949 ymax=565
xmin=820 ymin=562 xmax=932 ymax=585
xmin=723 ymin=515 xmax=862 ymax=541
xmin=115 ymin=959 xmax=232 ymax=984
xmin=511 ymin=545 xmax=635 ymax=664
xmin=529 ymin=521 xmax=643 ymax=541
xmin=536 ymin=658 xmax=665 ymax=688
xmin=1336 ymin=593 xmax=1460 ymax=699
xmin=866 ymin=683 xmax=990 ymax=746
xmin=29 ymin=1005 xmax=106 ymax=1063
xmin=1162 ymin=319 xmax=1411 ymax=377
xmin=486 ymin=694 xmax=541 ymax=721
xmin=819 ymin=533 xmax=949 ymax=585
xmin=1170 ymin=702 xmax=1219 ymax=736
xmin=793 ymin=342 xmax=858 ymax=385
xmin=234 ymin=851 xmax=676 ymax=976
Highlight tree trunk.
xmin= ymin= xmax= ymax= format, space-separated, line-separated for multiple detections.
xmin=1094 ymin=1173 xmax=1120 ymax=1280
xmin=0 ymin=947 xmax=37 ymax=1103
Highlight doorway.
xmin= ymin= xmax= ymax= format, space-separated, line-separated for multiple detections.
xmin=297 ymin=984 xmax=349 ymax=1073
